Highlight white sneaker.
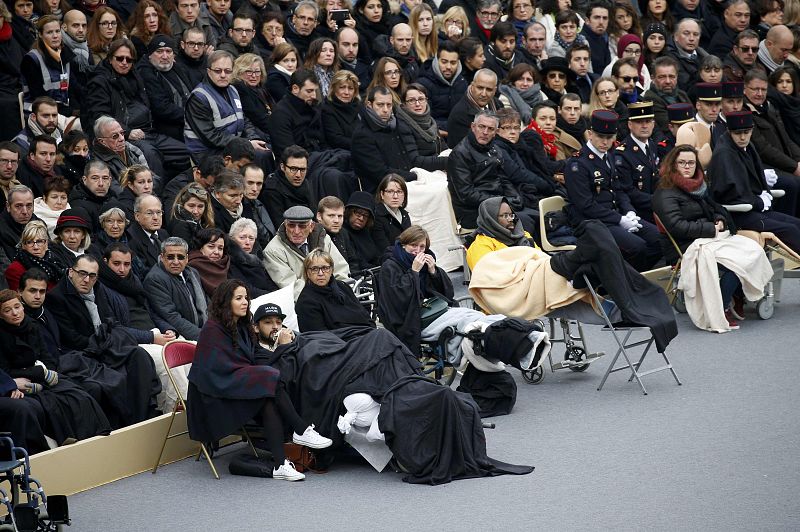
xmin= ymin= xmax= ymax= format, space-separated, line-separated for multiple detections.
xmin=292 ymin=424 xmax=333 ymax=449
xmin=273 ymin=460 xmax=305 ymax=481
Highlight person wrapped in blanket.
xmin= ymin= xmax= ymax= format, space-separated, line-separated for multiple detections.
xmin=465 ymin=196 xmax=537 ymax=271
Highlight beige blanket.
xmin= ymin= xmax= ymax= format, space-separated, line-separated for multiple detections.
xmin=468 ymin=247 xmax=596 ymax=318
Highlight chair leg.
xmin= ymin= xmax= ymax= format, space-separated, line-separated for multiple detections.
xmin=151 ymin=411 xmax=178 ymax=474
xmin=241 ymin=427 xmax=259 ymax=457
xmin=199 ymin=443 xmax=220 ymax=480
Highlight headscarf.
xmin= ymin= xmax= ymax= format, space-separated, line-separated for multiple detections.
xmin=618 ymin=33 xmax=645 ymax=80
xmin=475 ymin=197 xmax=531 ymax=247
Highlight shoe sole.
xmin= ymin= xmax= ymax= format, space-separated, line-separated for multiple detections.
xmin=292 ymin=436 xmax=333 ymax=449
xmin=273 ymin=473 xmax=305 ymax=481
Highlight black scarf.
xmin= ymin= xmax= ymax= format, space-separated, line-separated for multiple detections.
xmin=14 ymin=248 xmax=67 ymax=283
xmin=557 ymin=115 xmax=587 ymax=143
xmin=97 ymin=258 xmax=146 ymax=306
xmin=392 ymin=241 xmax=429 ymax=296
xmin=475 ymin=197 xmax=531 ymax=247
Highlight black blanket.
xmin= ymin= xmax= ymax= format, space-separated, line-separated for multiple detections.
xmin=550 ymin=220 xmax=678 ymax=352
xmin=379 ymin=376 xmax=534 ymax=485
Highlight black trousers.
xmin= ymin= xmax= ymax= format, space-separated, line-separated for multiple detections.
xmin=734 ymin=210 xmax=800 ymax=254
xmin=606 ymin=219 xmax=663 ymax=271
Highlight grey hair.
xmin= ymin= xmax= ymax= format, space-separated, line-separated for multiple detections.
xmin=93 ymin=115 xmax=119 ymax=139
xmin=674 ymin=18 xmax=702 ymax=37
xmin=99 ymin=206 xmax=127 ymax=226
xmin=84 ymin=159 xmax=110 ymax=177
xmin=134 ymin=193 xmax=161 ymax=213
xmin=207 ymin=49 xmax=235 ymax=68
xmin=473 ymin=68 xmax=498 ymax=84
xmin=473 ymin=110 xmax=499 ymax=126
xmin=161 ymin=236 xmax=188 ymax=254
xmin=7 ymin=184 xmax=33 ymax=204
xmin=477 ymin=0 xmax=501 ymax=10
xmin=294 ymin=0 xmax=319 ymax=18
xmin=229 ymin=217 xmax=258 ymax=237
xmin=214 ymin=176 xmax=244 ymax=194
xmin=523 ymin=21 xmax=546 ymax=35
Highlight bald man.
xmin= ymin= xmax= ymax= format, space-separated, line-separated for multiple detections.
xmin=375 ymin=22 xmax=419 ymax=82
xmin=707 ymin=0 xmax=751 ymax=56
xmin=61 ymin=10 xmax=90 ymax=66
xmin=756 ymin=25 xmax=796 ymax=75
xmin=337 ymin=27 xmax=372 ymax=92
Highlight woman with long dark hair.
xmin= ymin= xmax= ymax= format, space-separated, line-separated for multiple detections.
xmin=86 ymin=6 xmax=125 ymax=64
xmin=188 ymin=279 xmax=332 ymax=481
xmin=126 ymin=0 xmax=170 ymax=59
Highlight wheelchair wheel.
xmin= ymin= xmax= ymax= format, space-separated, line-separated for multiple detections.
xmin=565 ymin=346 xmax=590 ymax=372
xmin=672 ymin=291 xmax=686 ymax=314
xmin=521 ymin=367 xmax=544 ymax=384
xmin=756 ymin=297 xmax=774 ymax=320
xmin=419 ymin=356 xmax=458 ymax=387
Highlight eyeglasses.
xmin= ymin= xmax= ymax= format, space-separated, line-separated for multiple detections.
xmin=307 ymin=265 xmax=332 ymax=274
xmin=101 ymin=131 xmax=125 ymax=140
xmin=547 ymin=72 xmax=566 ymax=79
xmin=232 ymin=27 xmax=256 ymax=35
xmin=676 ymin=160 xmax=697 ymax=167
xmin=0 ymin=158 xmax=18 ymax=166
xmin=736 ymin=45 xmax=757 ymax=53
xmin=208 ymin=67 xmax=233 ymax=75
xmin=499 ymin=124 xmax=521 ymax=132
xmin=113 ymin=56 xmax=133 ymax=64
xmin=351 ymin=209 xmax=370 ymax=219
xmin=242 ymin=69 xmax=262 ymax=76
xmin=405 ymin=97 xmax=427 ymax=104
xmin=284 ymin=165 xmax=307 ymax=174
xmin=24 ymin=239 xmax=47 ymax=247
xmin=384 ymin=69 xmax=401 ymax=77
xmin=99 ymin=20 xmax=118 ymax=27
xmin=618 ymin=76 xmax=637 ymax=83
xmin=478 ymin=9 xmax=500 ymax=18
xmin=164 ymin=253 xmax=187 ymax=261
xmin=498 ymin=213 xmax=516 ymax=220
xmin=139 ymin=210 xmax=163 ymax=217
xmin=598 ymin=88 xmax=618 ymax=96
xmin=382 ymin=189 xmax=404 ymax=196
xmin=72 ymin=269 xmax=98 ymax=280
xmin=624 ymin=49 xmax=642 ymax=56
xmin=184 ymin=40 xmax=206 ymax=48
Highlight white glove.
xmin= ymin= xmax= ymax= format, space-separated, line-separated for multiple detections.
xmin=764 ymin=169 xmax=778 ymax=187
xmin=759 ymin=191 xmax=773 ymax=212
xmin=625 ymin=211 xmax=641 ymax=222
xmin=619 ymin=215 xmax=640 ymax=232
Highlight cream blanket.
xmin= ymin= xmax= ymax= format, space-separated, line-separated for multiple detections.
xmin=468 ymin=246 xmax=596 ymax=318
xmin=678 ymin=232 xmax=773 ymax=333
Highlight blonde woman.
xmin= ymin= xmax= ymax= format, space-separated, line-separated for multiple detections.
xmin=439 ymin=6 xmax=470 ymax=43
xmin=233 ymin=53 xmax=274 ymax=135
xmin=321 ymin=70 xmax=361 ymax=149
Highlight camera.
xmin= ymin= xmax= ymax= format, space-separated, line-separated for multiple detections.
xmin=330 ymin=9 xmax=350 ymax=22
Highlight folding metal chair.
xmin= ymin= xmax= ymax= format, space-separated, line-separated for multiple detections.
xmin=582 ymin=275 xmax=682 ymax=395
xmin=538 ymin=196 xmax=576 ymax=253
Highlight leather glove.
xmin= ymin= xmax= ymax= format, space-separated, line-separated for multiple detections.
xmin=759 ymin=191 xmax=773 ymax=212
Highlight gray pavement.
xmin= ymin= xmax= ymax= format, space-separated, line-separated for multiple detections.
xmin=69 ymin=278 xmax=800 ymax=531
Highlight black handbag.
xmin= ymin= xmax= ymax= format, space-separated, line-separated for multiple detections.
xmin=420 ymin=296 xmax=449 ymax=330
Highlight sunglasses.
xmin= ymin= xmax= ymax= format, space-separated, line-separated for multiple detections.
xmin=547 ymin=72 xmax=566 ymax=79
xmin=164 ymin=253 xmax=187 ymax=261
xmin=113 ymin=55 xmax=133 ymax=64
xmin=619 ymin=76 xmax=637 ymax=83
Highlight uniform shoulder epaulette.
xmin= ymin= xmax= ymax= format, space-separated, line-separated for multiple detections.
xmin=658 ymin=140 xmax=667 ymax=147
xmin=615 ymin=144 xmax=625 ymax=151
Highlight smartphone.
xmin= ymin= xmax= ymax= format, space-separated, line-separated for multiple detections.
xmin=330 ymin=9 xmax=350 ymax=22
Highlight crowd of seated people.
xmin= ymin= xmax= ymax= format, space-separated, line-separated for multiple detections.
xmin=1 ymin=0 xmax=799 ymax=480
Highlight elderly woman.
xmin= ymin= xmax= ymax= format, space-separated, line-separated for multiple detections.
xmin=376 ymin=225 xmax=455 ymax=355
xmin=371 ymin=174 xmax=411 ymax=253
xmin=296 ymin=249 xmax=375 ymax=332
xmin=342 ymin=191 xmax=382 ymax=270
xmin=366 ymin=57 xmax=406 ymax=104
xmin=0 ymin=289 xmax=111 ymax=445
xmin=498 ymin=63 xmax=545 ymax=126
xmin=188 ymin=228 xmax=231 ymax=297
xmin=5 ymin=220 xmax=66 ymax=291
xmin=86 ymin=6 xmax=125 ymax=64
xmin=320 ymin=70 xmax=361 ymax=150
xmin=210 ymin=170 xmax=245 ymax=234
xmin=266 ymin=42 xmax=299 ymax=102
xmin=228 ymin=217 xmax=278 ymax=296
xmin=168 ymin=183 xmax=215 ymax=247
xmin=233 ymin=53 xmax=275 ymax=138
xmin=653 ymin=144 xmax=772 ymax=331
xmin=396 ymin=84 xmax=448 ymax=172
xmin=304 ymin=37 xmax=339 ymax=98
xmin=118 ymin=165 xmax=154 ymax=220
xmin=33 ymin=176 xmax=70 ymax=239
xmin=187 ymin=279 xmax=331 ymax=482
xmin=50 ymin=207 xmax=92 ymax=265
xmin=88 ymin=203 xmax=144 ymax=280
xmin=466 ymin=197 xmax=536 ymax=270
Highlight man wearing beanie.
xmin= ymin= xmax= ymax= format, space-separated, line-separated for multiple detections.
xmin=135 ymin=34 xmax=194 ymax=142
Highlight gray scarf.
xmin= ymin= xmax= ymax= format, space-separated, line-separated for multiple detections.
xmin=363 ymin=105 xmax=397 ymax=130
xmin=475 ymin=197 xmax=531 ymax=247
xmin=395 ymin=104 xmax=439 ymax=145
xmin=313 ymin=65 xmax=334 ymax=98
xmin=757 ymin=40 xmax=782 ymax=73
xmin=498 ymin=83 xmax=543 ymax=124
xmin=61 ymin=31 xmax=90 ymax=66
xmin=80 ymin=288 xmax=102 ymax=333
xmin=27 ymin=113 xmax=62 ymax=143
xmin=431 ymin=57 xmax=462 ymax=87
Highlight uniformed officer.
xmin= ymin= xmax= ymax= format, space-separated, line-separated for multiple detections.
xmin=694 ymin=82 xmax=722 ymax=128
xmin=656 ymin=102 xmax=694 ymax=161
xmin=565 ymin=110 xmax=663 ymax=271
xmin=712 ymin=81 xmax=745 ymax=148
xmin=615 ymin=101 xmax=660 ymax=223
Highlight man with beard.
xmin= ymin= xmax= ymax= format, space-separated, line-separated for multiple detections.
xmin=708 ymin=110 xmax=800 ymax=253
xmin=520 ymin=22 xmax=547 ymax=70
xmin=263 ymin=205 xmax=350 ymax=300
xmin=580 ymin=2 xmax=611 ymax=74
xmin=60 ymin=9 xmax=92 ymax=105
xmin=482 ymin=21 xmax=525 ymax=81
xmin=203 ymin=0 xmax=234 ymax=45
xmin=722 ymin=29 xmax=760 ymax=82
xmin=13 ymin=97 xmax=63 ymax=155
xmin=447 ymin=68 xmax=500 ymax=149
xmin=15 ymin=136 xmax=59 ymax=199
xmin=337 ymin=27 xmax=371 ymax=95
xmin=643 ymin=56 xmax=691 ymax=136
xmin=418 ymin=41 xmax=467 ymax=133
xmin=176 ymin=27 xmax=209 ymax=87
xmin=136 ymin=35 xmax=194 ymax=141
xmin=351 ymin=87 xmax=417 ymax=192
xmin=266 ymin=69 xmax=323 ymax=158
xmin=262 ymin=145 xmax=315 ymax=225
xmin=254 ymin=303 xmax=294 ymax=352
xmin=373 ymin=23 xmax=418 ymax=82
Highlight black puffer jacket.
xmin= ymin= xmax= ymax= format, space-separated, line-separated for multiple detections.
xmin=82 ymin=60 xmax=153 ymax=134
xmin=447 ymin=133 xmax=522 ymax=229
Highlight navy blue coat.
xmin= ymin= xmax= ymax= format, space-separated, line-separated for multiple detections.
xmin=565 ymin=146 xmax=633 ymax=226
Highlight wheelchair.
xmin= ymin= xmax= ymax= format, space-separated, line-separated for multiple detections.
xmin=0 ymin=435 xmax=70 ymax=532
